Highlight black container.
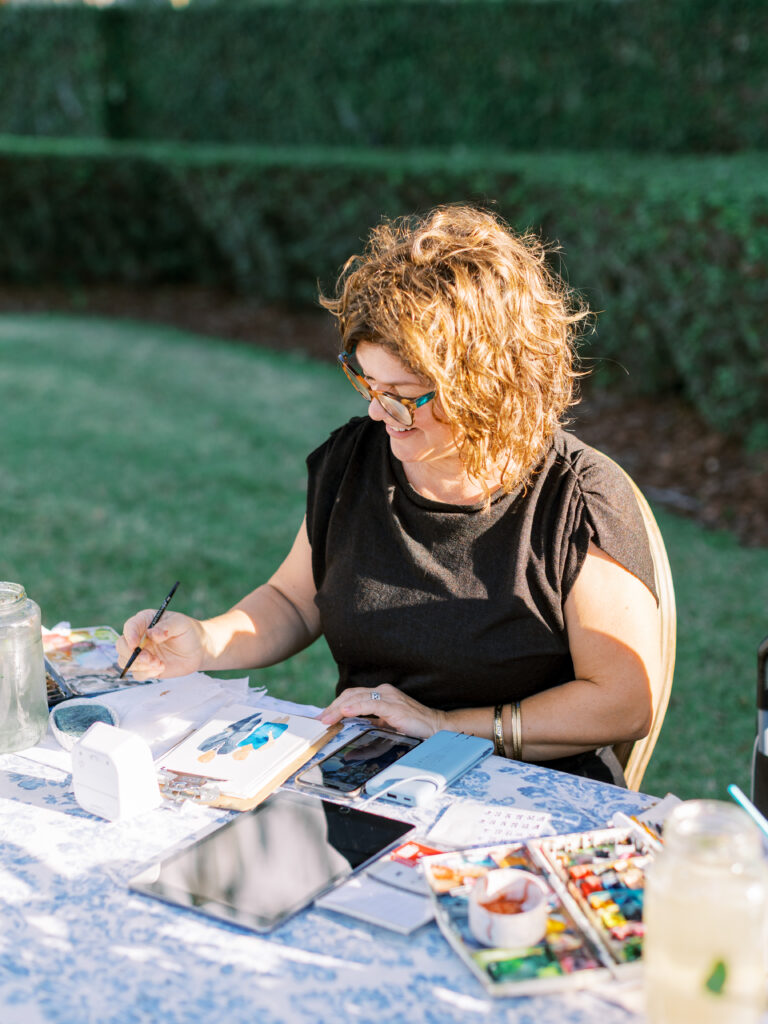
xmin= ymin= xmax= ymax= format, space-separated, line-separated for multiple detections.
xmin=751 ymin=635 xmax=768 ymax=817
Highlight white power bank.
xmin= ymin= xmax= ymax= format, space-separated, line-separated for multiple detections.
xmin=364 ymin=731 xmax=493 ymax=806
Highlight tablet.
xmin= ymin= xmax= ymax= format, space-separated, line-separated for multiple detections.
xmin=129 ymin=790 xmax=414 ymax=933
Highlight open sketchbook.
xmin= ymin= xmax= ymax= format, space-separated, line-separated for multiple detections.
xmin=159 ymin=702 xmax=339 ymax=810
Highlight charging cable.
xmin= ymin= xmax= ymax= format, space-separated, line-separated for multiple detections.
xmin=357 ymin=772 xmax=441 ymax=809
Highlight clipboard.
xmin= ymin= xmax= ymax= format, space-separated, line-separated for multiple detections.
xmin=158 ymin=721 xmax=342 ymax=811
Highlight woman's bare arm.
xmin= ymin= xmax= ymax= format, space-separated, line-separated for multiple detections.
xmin=117 ymin=517 xmax=320 ymax=678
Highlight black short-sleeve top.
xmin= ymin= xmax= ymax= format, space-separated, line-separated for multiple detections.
xmin=306 ymin=416 xmax=656 ymax=715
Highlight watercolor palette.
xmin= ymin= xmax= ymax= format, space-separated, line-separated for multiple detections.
xmin=422 ymin=824 xmax=657 ymax=997
xmin=43 ymin=625 xmax=154 ymax=698
xmin=423 ymin=843 xmax=606 ymax=996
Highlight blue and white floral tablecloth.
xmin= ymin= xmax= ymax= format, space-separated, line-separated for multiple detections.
xmin=0 ymin=706 xmax=657 ymax=1024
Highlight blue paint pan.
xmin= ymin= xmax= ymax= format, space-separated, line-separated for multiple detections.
xmin=50 ymin=698 xmax=119 ymax=751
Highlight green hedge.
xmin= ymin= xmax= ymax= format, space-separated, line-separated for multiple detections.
xmin=0 ymin=6 xmax=105 ymax=137
xmin=1 ymin=135 xmax=766 ymax=447
xmin=1 ymin=0 xmax=768 ymax=151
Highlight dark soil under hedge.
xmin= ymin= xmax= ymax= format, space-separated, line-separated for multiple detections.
xmin=3 ymin=282 xmax=766 ymax=548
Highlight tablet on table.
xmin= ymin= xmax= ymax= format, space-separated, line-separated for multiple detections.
xmin=130 ymin=789 xmax=414 ymax=932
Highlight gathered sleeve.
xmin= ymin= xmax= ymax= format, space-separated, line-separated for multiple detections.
xmin=557 ymin=447 xmax=658 ymax=607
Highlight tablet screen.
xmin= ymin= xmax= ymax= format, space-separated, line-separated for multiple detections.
xmin=130 ymin=790 xmax=413 ymax=932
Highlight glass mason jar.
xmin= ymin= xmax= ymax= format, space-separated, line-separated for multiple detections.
xmin=0 ymin=582 xmax=48 ymax=753
xmin=644 ymin=799 xmax=768 ymax=1024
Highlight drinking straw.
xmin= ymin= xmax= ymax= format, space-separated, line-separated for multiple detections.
xmin=727 ymin=783 xmax=768 ymax=843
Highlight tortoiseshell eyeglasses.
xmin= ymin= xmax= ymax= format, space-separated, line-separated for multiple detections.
xmin=337 ymin=353 xmax=435 ymax=427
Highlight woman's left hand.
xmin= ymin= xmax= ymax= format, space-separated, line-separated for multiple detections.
xmin=318 ymin=684 xmax=446 ymax=739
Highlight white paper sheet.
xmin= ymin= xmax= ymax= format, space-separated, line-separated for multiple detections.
xmin=316 ymin=873 xmax=434 ymax=934
xmin=16 ymin=674 xmax=259 ymax=771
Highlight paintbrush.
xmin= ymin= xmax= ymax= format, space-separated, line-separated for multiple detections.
xmin=119 ymin=581 xmax=180 ymax=679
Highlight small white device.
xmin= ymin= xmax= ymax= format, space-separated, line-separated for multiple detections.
xmin=364 ymin=731 xmax=494 ymax=806
xmin=71 ymin=722 xmax=162 ymax=821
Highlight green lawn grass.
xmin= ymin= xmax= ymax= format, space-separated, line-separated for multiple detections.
xmin=2 ymin=313 xmax=766 ymax=801
xmin=1 ymin=312 xmax=357 ymax=707
xmin=643 ymin=510 xmax=768 ymax=801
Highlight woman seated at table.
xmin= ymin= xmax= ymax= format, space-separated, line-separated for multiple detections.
xmin=117 ymin=205 xmax=661 ymax=786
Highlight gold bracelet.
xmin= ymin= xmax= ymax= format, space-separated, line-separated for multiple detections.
xmin=493 ymin=704 xmax=506 ymax=757
xmin=510 ymin=701 xmax=522 ymax=761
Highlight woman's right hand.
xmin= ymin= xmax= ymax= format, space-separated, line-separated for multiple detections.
xmin=116 ymin=609 xmax=207 ymax=680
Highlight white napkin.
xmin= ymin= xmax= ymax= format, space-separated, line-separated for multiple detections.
xmin=18 ymin=674 xmax=262 ymax=770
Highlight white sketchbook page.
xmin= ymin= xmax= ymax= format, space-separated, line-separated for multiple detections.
xmin=17 ymin=675 xmax=254 ymax=772
xmin=103 ymin=675 xmax=250 ymax=759
xmin=160 ymin=702 xmax=328 ymax=798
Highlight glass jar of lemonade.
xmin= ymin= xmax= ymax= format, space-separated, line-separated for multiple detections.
xmin=644 ymin=799 xmax=768 ymax=1024
xmin=0 ymin=582 xmax=48 ymax=753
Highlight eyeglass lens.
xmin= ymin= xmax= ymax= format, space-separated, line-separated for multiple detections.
xmin=377 ymin=394 xmax=413 ymax=426
xmin=341 ymin=361 xmax=414 ymax=426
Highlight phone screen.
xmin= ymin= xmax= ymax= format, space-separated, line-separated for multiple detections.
xmin=297 ymin=729 xmax=421 ymax=795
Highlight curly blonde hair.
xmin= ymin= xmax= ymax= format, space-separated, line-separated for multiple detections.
xmin=320 ymin=205 xmax=590 ymax=491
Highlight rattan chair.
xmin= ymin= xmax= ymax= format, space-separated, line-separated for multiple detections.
xmin=608 ymin=467 xmax=677 ymax=791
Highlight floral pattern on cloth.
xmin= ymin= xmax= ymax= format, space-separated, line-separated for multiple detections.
xmin=0 ymin=704 xmax=662 ymax=1024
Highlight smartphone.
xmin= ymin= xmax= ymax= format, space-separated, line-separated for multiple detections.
xmin=295 ymin=729 xmax=422 ymax=798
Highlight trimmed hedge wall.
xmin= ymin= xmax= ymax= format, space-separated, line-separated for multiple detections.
xmin=1 ymin=136 xmax=765 ymax=446
xmin=1 ymin=0 xmax=767 ymax=152
xmin=0 ymin=6 xmax=105 ymax=138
